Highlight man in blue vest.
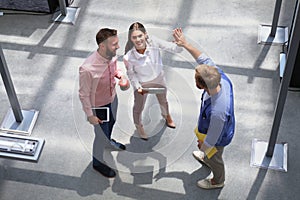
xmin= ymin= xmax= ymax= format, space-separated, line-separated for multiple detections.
xmin=173 ymin=28 xmax=235 ymax=189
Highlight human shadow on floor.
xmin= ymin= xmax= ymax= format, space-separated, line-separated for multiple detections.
xmin=117 ymin=120 xmax=167 ymax=180
xmin=153 ymin=166 xmax=222 ymax=199
xmin=115 ymin=119 xmax=168 ymax=185
xmin=76 ymin=162 xmax=110 ymax=197
xmin=0 ymin=163 xmax=110 ymax=197
xmin=112 ymin=165 xmax=222 ymax=200
xmin=110 ymin=118 xmax=223 ymax=199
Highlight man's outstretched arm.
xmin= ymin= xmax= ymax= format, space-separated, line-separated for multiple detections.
xmin=173 ymin=28 xmax=202 ymax=59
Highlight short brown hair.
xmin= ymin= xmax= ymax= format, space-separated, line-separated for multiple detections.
xmin=195 ymin=64 xmax=221 ymax=90
xmin=96 ymin=28 xmax=117 ymax=45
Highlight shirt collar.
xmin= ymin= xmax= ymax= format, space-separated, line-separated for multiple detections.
xmin=95 ymin=51 xmax=117 ymax=64
xmin=132 ymin=46 xmax=150 ymax=59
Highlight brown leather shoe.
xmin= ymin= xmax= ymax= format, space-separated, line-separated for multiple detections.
xmin=165 ymin=115 xmax=176 ymax=129
xmin=135 ymin=124 xmax=148 ymax=140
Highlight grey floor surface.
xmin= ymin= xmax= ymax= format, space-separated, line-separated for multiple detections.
xmin=0 ymin=0 xmax=299 ymax=199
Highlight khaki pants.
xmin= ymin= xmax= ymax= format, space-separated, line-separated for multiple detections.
xmin=133 ymin=72 xmax=169 ymax=125
xmin=204 ymin=146 xmax=225 ymax=184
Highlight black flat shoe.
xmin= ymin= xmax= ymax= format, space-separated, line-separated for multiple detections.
xmin=93 ymin=163 xmax=116 ymax=178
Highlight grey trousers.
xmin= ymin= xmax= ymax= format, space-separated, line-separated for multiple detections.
xmin=203 ymin=146 xmax=225 ymax=184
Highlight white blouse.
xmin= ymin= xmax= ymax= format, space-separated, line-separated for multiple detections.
xmin=123 ymin=35 xmax=183 ymax=89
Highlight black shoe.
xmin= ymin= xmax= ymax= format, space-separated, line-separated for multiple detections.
xmin=93 ymin=163 xmax=116 ymax=178
xmin=110 ymin=139 xmax=126 ymax=150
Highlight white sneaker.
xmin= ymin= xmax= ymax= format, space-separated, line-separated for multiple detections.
xmin=192 ymin=150 xmax=210 ymax=167
xmin=192 ymin=150 xmax=205 ymax=161
xmin=197 ymin=179 xmax=224 ymax=189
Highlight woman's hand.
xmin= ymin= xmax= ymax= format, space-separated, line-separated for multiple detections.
xmin=137 ymin=88 xmax=148 ymax=95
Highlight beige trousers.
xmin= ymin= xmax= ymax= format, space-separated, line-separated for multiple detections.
xmin=133 ymin=72 xmax=169 ymax=125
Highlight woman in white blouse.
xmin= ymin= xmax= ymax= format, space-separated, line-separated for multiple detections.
xmin=123 ymin=22 xmax=183 ymax=140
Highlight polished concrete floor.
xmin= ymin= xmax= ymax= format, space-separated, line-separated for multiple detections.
xmin=0 ymin=0 xmax=299 ymax=199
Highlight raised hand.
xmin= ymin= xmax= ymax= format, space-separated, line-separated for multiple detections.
xmin=172 ymin=28 xmax=187 ymax=47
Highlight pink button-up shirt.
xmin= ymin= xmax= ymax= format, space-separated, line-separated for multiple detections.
xmin=79 ymin=51 xmax=122 ymax=117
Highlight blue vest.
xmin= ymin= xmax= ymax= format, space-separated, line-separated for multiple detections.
xmin=197 ymin=71 xmax=235 ymax=146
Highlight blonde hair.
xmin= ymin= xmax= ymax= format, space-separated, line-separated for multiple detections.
xmin=195 ymin=64 xmax=221 ymax=90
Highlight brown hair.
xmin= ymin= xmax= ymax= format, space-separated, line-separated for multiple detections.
xmin=195 ymin=65 xmax=221 ymax=90
xmin=124 ymin=22 xmax=147 ymax=54
xmin=96 ymin=28 xmax=117 ymax=45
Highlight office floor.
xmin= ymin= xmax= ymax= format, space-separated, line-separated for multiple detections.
xmin=0 ymin=0 xmax=299 ymax=199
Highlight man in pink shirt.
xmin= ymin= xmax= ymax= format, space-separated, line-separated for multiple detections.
xmin=79 ymin=28 xmax=127 ymax=178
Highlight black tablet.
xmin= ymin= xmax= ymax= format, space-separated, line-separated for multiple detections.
xmin=92 ymin=107 xmax=109 ymax=122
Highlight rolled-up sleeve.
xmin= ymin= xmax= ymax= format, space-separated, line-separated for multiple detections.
xmin=196 ymin=53 xmax=216 ymax=66
xmin=79 ymin=66 xmax=93 ymax=117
